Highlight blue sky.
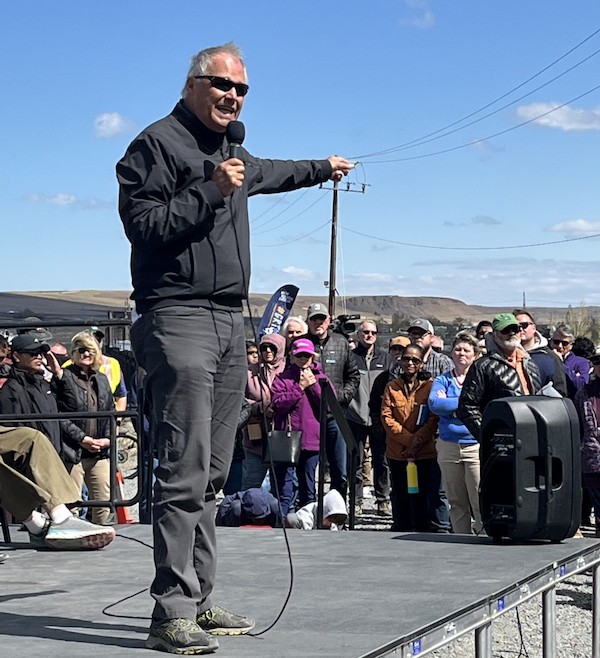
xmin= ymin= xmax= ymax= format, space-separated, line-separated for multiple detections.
xmin=3 ymin=1 xmax=600 ymax=308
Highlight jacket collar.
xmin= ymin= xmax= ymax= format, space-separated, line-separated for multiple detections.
xmin=174 ymin=101 xmax=225 ymax=154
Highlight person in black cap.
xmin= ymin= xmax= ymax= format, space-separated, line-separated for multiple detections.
xmin=0 ymin=333 xmax=79 ymax=460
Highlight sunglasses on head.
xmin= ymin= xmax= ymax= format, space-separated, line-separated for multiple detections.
xmin=401 ymin=355 xmax=422 ymax=364
xmin=194 ymin=75 xmax=249 ymax=97
xmin=551 ymin=339 xmax=571 ymax=347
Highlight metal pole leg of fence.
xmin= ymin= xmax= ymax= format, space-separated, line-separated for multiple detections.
xmin=593 ymin=564 xmax=600 ymax=658
xmin=542 ymin=586 xmax=556 ymax=658
xmin=475 ymin=621 xmax=492 ymax=658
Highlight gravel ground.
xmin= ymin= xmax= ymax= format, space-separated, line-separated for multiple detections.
xmin=120 ymin=465 xmax=598 ymax=657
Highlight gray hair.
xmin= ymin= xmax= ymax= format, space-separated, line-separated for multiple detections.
xmin=281 ymin=316 xmax=308 ymax=336
xmin=181 ymin=42 xmax=245 ymax=98
xmin=554 ymin=323 xmax=575 ymax=340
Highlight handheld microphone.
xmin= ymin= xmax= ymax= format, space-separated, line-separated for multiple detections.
xmin=226 ymin=120 xmax=245 ymax=160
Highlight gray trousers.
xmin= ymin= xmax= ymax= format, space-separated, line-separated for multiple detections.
xmin=131 ymin=306 xmax=246 ymax=621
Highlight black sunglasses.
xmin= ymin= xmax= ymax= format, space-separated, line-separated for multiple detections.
xmin=499 ymin=326 xmax=519 ymax=335
xmin=361 ymin=330 xmax=378 ymax=336
xmin=551 ymin=339 xmax=571 ymax=347
xmin=401 ymin=356 xmax=422 ymax=364
xmin=76 ymin=346 xmax=96 ymax=355
xmin=194 ymin=75 xmax=249 ymax=97
xmin=518 ymin=322 xmax=533 ymax=330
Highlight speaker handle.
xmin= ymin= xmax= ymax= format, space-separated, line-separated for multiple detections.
xmin=545 ymin=446 xmax=553 ymax=503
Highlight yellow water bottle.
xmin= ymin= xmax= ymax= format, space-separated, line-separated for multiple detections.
xmin=406 ymin=459 xmax=419 ymax=494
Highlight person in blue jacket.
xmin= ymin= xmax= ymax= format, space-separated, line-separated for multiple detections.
xmin=428 ymin=332 xmax=482 ymax=535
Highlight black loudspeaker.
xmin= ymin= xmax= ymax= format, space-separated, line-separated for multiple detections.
xmin=479 ymin=396 xmax=581 ymax=542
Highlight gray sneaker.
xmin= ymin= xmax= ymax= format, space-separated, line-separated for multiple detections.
xmin=43 ymin=516 xmax=115 ymax=550
xmin=146 ymin=618 xmax=218 ymax=654
xmin=197 ymin=604 xmax=255 ymax=636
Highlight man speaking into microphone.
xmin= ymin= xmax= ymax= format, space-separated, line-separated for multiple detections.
xmin=116 ymin=42 xmax=353 ymax=655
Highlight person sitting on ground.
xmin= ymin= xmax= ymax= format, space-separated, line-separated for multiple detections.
xmin=61 ymin=331 xmax=116 ymax=525
xmin=216 ymin=487 xmax=281 ymax=527
xmin=0 ymin=424 xmax=115 ymax=549
xmin=285 ymin=488 xmax=348 ymax=530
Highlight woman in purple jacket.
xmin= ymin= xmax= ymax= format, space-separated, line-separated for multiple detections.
xmin=270 ymin=337 xmax=333 ymax=515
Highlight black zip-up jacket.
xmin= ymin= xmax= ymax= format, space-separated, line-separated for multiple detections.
xmin=0 ymin=366 xmax=79 ymax=458
xmin=458 ymin=344 xmax=542 ymax=441
xmin=308 ymin=331 xmax=360 ymax=408
xmin=117 ymin=101 xmax=333 ymax=314
xmin=346 ymin=343 xmax=390 ymax=425
xmin=62 ymin=365 xmax=114 ymax=462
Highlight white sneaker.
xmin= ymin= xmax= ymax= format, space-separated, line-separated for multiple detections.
xmin=44 ymin=516 xmax=115 ymax=550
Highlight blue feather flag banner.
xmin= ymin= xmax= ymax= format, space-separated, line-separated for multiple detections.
xmin=257 ymin=284 xmax=299 ymax=338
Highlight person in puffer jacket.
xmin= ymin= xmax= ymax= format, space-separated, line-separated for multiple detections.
xmin=458 ymin=313 xmax=542 ymax=441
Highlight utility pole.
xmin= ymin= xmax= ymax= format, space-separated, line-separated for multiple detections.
xmin=328 ymin=181 xmax=339 ymax=318
xmin=523 ymin=291 xmax=526 ymax=308
xmin=320 ymin=178 xmax=368 ymax=319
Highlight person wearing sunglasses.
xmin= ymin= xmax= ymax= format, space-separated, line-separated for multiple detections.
xmin=117 ymin=41 xmax=354 ymax=653
xmin=513 ymin=309 xmax=568 ymax=397
xmin=458 ymin=313 xmax=542 ymax=441
xmin=551 ymin=324 xmax=590 ymax=398
xmin=381 ymin=344 xmax=439 ymax=532
xmin=346 ymin=320 xmax=391 ymax=516
xmin=0 ymin=333 xmax=79 ymax=460
xmin=60 ymin=332 xmax=115 ymax=525
xmin=243 ymin=332 xmax=286 ymax=491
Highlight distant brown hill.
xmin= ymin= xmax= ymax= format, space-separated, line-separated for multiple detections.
xmin=4 ymin=290 xmax=590 ymax=327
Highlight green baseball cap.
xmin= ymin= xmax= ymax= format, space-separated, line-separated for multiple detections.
xmin=492 ymin=313 xmax=519 ymax=332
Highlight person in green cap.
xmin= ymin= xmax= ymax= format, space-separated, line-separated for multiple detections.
xmin=457 ymin=313 xmax=542 ymax=440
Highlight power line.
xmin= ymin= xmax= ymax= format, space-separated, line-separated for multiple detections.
xmin=252 ymin=191 xmax=328 ymax=236
xmin=250 ymin=191 xmax=291 ymax=224
xmin=253 ymin=220 xmax=330 ymax=247
xmin=356 ymin=46 xmax=600 ymax=159
xmin=352 ymin=25 xmax=600 ymax=160
xmin=251 ymin=188 xmax=312 ymax=230
xmin=363 ymin=82 xmax=600 ymax=163
xmin=342 ymin=226 xmax=600 ymax=251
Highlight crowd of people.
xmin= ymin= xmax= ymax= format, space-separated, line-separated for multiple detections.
xmin=0 ymin=322 xmax=126 ymax=551
xmin=3 ymin=307 xmax=597 ymax=549
xmin=229 ymin=308 xmax=600 ymax=541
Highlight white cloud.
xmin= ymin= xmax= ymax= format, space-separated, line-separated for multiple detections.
xmin=516 ymin=103 xmax=600 ymax=132
xmin=444 ymin=215 xmax=501 ymax=227
xmin=94 ymin=112 xmax=135 ymax=139
xmin=399 ymin=0 xmax=435 ymax=28
xmin=25 ymin=192 xmax=113 ymax=210
xmin=547 ymin=219 xmax=600 ymax=237
xmin=282 ymin=266 xmax=316 ymax=280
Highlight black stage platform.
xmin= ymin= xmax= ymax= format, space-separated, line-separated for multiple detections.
xmin=1 ymin=524 xmax=599 ymax=657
